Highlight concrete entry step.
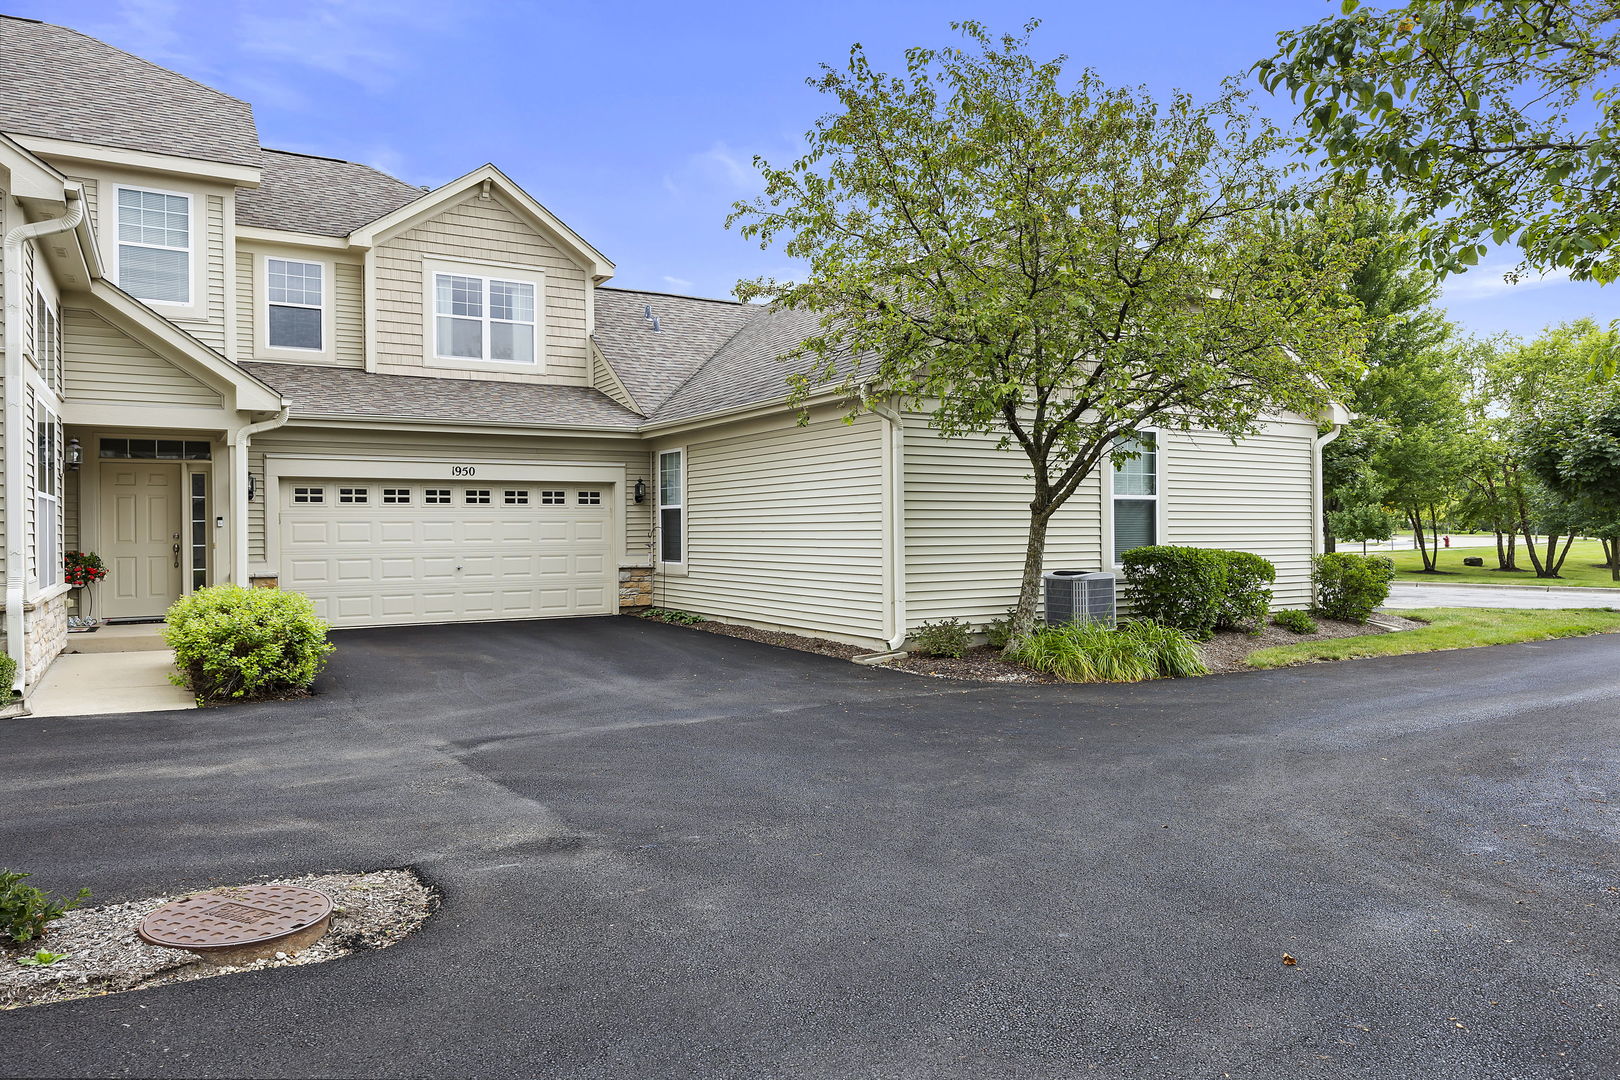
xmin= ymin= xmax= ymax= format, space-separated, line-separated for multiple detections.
xmin=28 ymin=651 xmax=195 ymax=718
xmin=66 ymin=622 xmax=169 ymax=654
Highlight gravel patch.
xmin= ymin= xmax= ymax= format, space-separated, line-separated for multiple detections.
xmin=0 ymin=869 xmax=434 ymax=1011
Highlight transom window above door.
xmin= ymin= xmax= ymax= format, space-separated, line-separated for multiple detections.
xmin=100 ymin=438 xmax=211 ymax=460
xmin=431 ymin=269 xmax=539 ymax=365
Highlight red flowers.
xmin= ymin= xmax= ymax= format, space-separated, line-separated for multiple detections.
xmin=63 ymin=551 xmax=107 ymax=587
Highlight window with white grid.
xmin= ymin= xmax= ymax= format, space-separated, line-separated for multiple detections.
xmin=267 ymin=257 xmax=324 ymax=350
xmin=425 ymin=489 xmax=451 ymax=504
xmin=504 ymin=490 xmax=529 ymax=505
xmin=432 ymin=271 xmax=538 ymax=364
xmin=540 ymin=490 xmax=565 ymax=505
xmin=116 ymin=187 xmax=190 ymax=304
xmin=383 ymin=488 xmax=411 ymax=504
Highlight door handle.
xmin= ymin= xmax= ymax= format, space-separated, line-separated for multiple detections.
xmin=173 ymin=543 xmax=181 ymax=568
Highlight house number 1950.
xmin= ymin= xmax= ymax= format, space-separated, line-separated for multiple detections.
xmin=451 ymin=466 xmax=477 ymax=477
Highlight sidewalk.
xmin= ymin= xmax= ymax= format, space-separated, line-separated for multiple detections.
xmin=1383 ymin=581 xmax=1620 ymax=610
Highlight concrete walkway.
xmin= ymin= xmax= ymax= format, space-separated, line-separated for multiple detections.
xmin=28 ymin=643 xmax=194 ymax=718
xmin=1384 ymin=580 xmax=1620 ymax=609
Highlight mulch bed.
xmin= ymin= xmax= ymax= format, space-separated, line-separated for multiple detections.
xmin=1 ymin=869 xmax=435 ymax=1010
xmin=641 ymin=611 xmax=1424 ymax=682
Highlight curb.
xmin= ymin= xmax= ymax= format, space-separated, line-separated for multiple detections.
xmin=1391 ymin=580 xmax=1619 ymax=596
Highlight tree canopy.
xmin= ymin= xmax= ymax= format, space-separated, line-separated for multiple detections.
xmin=1257 ymin=0 xmax=1620 ymax=281
xmin=730 ymin=21 xmax=1368 ymax=642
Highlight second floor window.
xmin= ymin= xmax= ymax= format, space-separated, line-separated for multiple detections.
xmin=433 ymin=272 xmax=537 ymax=364
xmin=267 ymin=258 xmax=324 ymax=350
xmin=116 ymin=186 xmax=190 ymax=304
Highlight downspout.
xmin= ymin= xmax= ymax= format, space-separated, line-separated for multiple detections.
xmin=4 ymin=188 xmax=84 ymax=695
xmin=225 ymin=405 xmax=290 ymax=585
xmin=853 ymin=392 xmax=907 ymax=663
xmin=1312 ymin=421 xmax=1343 ymax=556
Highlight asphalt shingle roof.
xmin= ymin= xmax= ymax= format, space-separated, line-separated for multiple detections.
xmin=0 ymin=15 xmax=260 ymax=168
xmin=592 ymin=288 xmax=765 ymax=413
xmin=648 ymin=303 xmax=873 ymax=424
xmin=241 ymin=363 xmax=645 ymax=430
xmin=237 ymin=150 xmax=425 ymax=236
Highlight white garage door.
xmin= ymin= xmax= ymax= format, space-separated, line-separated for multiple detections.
xmin=279 ymin=480 xmax=614 ymax=627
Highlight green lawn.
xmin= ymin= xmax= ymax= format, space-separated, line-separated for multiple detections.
xmin=1246 ymin=607 xmax=1620 ymax=669
xmin=1389 ymin=538 xmax=1619 ymax=588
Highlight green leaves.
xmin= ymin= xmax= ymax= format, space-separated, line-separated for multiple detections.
xmin=163 ymin=585 xmax=335 ymax=705
xmin=17 ymin=950 xmax=69 ymax=967
xmin=1 ymin=870 xmax=90 ymax=945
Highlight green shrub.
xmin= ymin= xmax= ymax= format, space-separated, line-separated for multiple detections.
xmin=0 ymin=870 xmax=90 ymax=944
xmin=1005 ymin=619 xmax=1208 ymax=682
xmin=911 ymin=618 xmax=971 ymax=658
xmin=164 ymin=585 xmax=335 ymax=704
xmin=1121 ymin=546 xmax=1276 ymax=639
xmin=641 ymin=607 xmax=705 ymax=625
xmin=1312 ymin=553 xmax=1396 ymax=624
xmin=1216 ymin=550 xmax=1275 ymax=631
xmin=1272 ymin=609 xmax=1319 ymax=635
xmin=0 ymin=653 xmax=15 ymax=699
xmin=982 ymin=609 xmax=1016 ymax=650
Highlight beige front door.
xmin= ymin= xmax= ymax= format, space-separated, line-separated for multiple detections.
xmin=99 ymin=462 xmax=182 ymax=619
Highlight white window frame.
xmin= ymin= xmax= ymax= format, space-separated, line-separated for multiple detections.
xmin=1104 ymin=429 xmax=1166 ymax=568
xmin=423 ymin=258 xmax=545 ymax=371
xmin=34 ymin=402 xmax=61 ymax=595
xmin=656 ymin=448 xmax=686 ymax=570
xmin=261 ymin=254 xmax=332 ymax=357
xmin=33 ymin=289 xmax=61 ymax=394
xmin=113 ymin=184 xmax=193 ymax=307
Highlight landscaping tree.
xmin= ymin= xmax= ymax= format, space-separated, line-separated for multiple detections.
xmin=1258 ymin=0 xmax=1620 ymax=281
xmin=1376 ymin=422 xmax=1467 ymax=571
xmin=1327 ymin=461 xmax=1400 ymax=554
xmin=1517 ymin=385 xmax=1620 ymax=580
xmin=728 ymin=22 xmax=1367 ymax=646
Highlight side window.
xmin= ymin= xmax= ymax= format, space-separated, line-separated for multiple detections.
xmin=658 ymin=450 xmax=683 ymax=564
xmin=1112 ymin=433 xmax=1158 ymax=559
xmin=115 ymin=186 xmax=190 ymax=304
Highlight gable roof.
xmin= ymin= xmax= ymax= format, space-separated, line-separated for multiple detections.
xmin=240 ymin=363 xmax=644 ymax=430
xmin=237 ymin=149 xmax=424 ymax=236
xmin=0 ymin=15 xmax=260 ymax=169
xmin=348 ymin=164 xmax=614 ymax=278
xmin=593 ymin=288 xmax=766 ymax=414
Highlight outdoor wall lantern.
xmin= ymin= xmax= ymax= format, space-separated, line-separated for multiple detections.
xmin=66 ymin=437 xmax=82 ymax=471
xmin=634 ymin=478 xmax=647 ymax=503
xmin=247 ymin=473 xmax=257 ymax=501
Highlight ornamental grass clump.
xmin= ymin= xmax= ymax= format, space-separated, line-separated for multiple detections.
xmin=1006 ymin=619 xmax=1207 ymax=683
xmin=164 ymin=585 xmax=335 ymax=705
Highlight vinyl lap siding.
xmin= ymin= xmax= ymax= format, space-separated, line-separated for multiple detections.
xmin=62 ymin=308 xmax=223 ymax=407
xmin=372 ymin=194 xmax=590 ymax=384
xmin=333 ymin=260 xmax=364 ymax=364
xmin=589 ymin=342 xmax=638 ymax=412
xmin=234 ymin=250 xmax=254 ymax=356
xmin=653 ymin=414 xmax=887 ymax=644
xmin=246 ymin=427 xmax=650 ymax=565
xmin=903 ymin=417 xmax=1103 ymax=629
xmin=192 ymin=193 xmax=227 ymax=351
xmin=236 ymin=246 xmax=365 ymax=367
xmin=1162 ymin=425 xmax=1318 ymax=608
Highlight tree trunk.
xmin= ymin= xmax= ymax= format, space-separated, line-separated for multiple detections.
xmin=1607 ymin=538 xmax=1620 ymax=581
xmin=1410 ymin=508 xmax=1437 ymax=572
xmin=1008 ymin=505 xmax=1054 ymax=650
xmin=1542 ymin=532 xmax=1575 ymax=578
xmin=1494 ymin=530 xmax=1507 ymax=570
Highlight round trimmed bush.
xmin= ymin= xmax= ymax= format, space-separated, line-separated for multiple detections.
xmin=164 ymin=585 xmax=335 ymax=704
xmin=1312 ymin=553 xmax=1396 ymax=623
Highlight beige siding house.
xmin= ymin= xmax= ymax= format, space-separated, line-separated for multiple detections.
xmin=0 ymin=14 xmax=1343 ymax=699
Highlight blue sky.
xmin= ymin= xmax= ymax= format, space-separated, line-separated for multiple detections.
xmin=25 ymin=0 xmax=1611 ymax=339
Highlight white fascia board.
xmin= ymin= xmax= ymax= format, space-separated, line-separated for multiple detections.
xmin=286 ymin=416 xmax=644 ymax=439
xmin=13 ymin=135 xmax=261 ymax=187
xmin=236 ymin=226 xmax=352 ymax=251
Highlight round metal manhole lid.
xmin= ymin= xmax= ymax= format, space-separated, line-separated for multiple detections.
xmin=137 ymin=885 xmax=333 ymax=951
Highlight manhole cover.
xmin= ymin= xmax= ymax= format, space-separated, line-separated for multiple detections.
xmin=138 ymin=885 xmax=332 ymax=954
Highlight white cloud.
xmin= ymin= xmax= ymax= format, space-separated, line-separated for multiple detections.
xmin=661 ymin=276 xmax=694 ymax=290
xmin=1442 ymin=263 xmax=1573 ymax=302
xmin=87 ymin=0 xmax=194 ymax=66
xmin=237 ymin=1 xmax=459 ymax=95
xmin=662 ymin=141 xmax=762 ymax=200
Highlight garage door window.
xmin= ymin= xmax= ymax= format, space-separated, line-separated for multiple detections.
xmin=293 ymin=486 xmax=325 ymax=504
xmin=339 ymin=487 xmax=369 ymax=504
xmin=466 ymin=489 xmax=491 ymax=504
xmin=504 ymin=490 xmax=528 ymax=505
xmin=578 ymin=490 xmax=601 ymax=505
xmin=383 ymin=488 xmax=411 ymax=504
xmin=425 ymin=489 xmax=450 ymax=504
xmin=541 ymin=490 xmax=564 ymax=505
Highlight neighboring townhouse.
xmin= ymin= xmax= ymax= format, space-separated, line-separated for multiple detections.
xmin=0 ymin=15 xmax=1344 ymax=698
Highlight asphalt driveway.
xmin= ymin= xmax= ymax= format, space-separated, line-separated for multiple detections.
xmin=4 ymin=616 xmax=1619 ymax=1079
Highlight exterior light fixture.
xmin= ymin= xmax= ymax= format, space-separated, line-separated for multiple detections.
xmin=66 ymin=437 xmax=82 ymax=471
xmin=634 ymin=478 xmax=647 ymax=503
xmin=248 ymin=473 xmax=257 ymax=501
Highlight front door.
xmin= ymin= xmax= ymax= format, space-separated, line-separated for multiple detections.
xmin=99 ymin=462 xmax=182 ymax=619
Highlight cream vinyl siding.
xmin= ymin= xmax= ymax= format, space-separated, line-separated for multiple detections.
xmin=651 ymin=412 xmax=888 ymax=645
xmin=902 ymin=415 xmax=1104 ymax=629
xmin=1161 ymin=423 xmax=1318 ymax=608
xmin=589 ymin=342 xmax=638 ymax=412
xmin=247 ymin=426 xmax=651 ymax=566
xmin=192 ymin=192 xmax=227 ymax=351
xmin=236 ymin=244 xmax=365 ymax=367
xmin=372 ymin=194 xmax=590 ymax=384
xmin=62 ymin=307 xmax=222 ymax=407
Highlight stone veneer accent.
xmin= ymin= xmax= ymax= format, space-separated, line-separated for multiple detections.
xmin=618 ymin=566 xmax=652 ymax=610
xmin=22 ymin=590 xmax=69 ymax=683
xmin=249 ymin=575 xmax=280 ymax=589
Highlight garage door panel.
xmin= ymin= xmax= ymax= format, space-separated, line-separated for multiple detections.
xmin=280 ymin=479 xmax=615 ymax=628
